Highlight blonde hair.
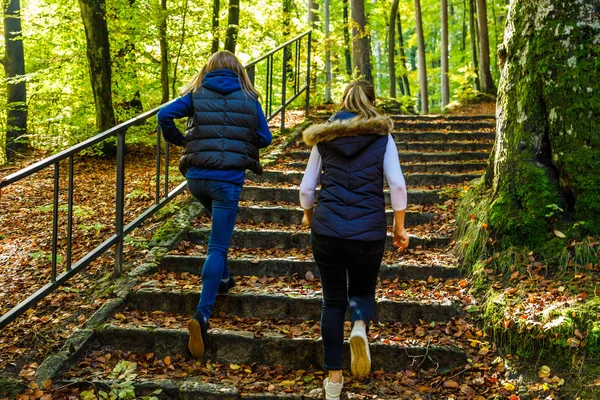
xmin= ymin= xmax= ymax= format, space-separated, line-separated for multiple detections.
xmin=340 ymin=80 xmax=381 ymax=119
xmin=179 ymin=51 xmax=260 ymax=98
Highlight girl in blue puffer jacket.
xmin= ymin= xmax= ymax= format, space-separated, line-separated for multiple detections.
xmin=158 ymin=50 xmax=272 ymax=360
xmin=299 ymin=80 xmax=409 ymax=400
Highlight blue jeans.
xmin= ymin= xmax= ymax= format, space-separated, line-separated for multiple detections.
xmin=187 ymin=179 xmax=241 ymax=321
xmin=310 ymin=232 xmax=384 ymax=371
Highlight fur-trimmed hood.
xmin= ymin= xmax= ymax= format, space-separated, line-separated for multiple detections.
xmin=302 ymin=115 xmax=394 ymax=146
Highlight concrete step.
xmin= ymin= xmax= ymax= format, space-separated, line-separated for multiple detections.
xmin=286 ymin=150 xmax=491 ymax=163
xmin=236 ymin=205 xmax=436 ymax=227
xmin=391 ymin=114 xmax=495 ymax=121
xmin=394 ymin=140 xmax=494 ymax=152
xmin=393 ymin=121 xmax=495 ymax=131
xmin=160 ymin=255 xmax=462 ymax=280
xmin=126 ymin=289 xmax=459 ymax=324
xmin=392 ymin=131 xmax=495 ymax=141
xmin=247 ymin=170 xmax=482 ymax=186
xmin=285 ymin=161 xmax=487 ymax=174
xmin=184 ymin=227 xmax=451 ymax=251
xmin=95 ymin=324 xmax=467 ymax=372
xmin=240 ymin=186 xmax=446 ymax=205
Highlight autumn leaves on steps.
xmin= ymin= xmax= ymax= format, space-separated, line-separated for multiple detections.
xmin=50 ymin=114 xmax=498 ymax=398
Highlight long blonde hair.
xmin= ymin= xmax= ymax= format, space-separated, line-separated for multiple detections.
xmin=179 ymin=51 xmax=260 ymax=98
xmin=340 ymin=80 xmax=381 ymax=119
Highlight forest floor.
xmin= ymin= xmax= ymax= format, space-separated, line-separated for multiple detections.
xmin=2 ymin=101 xmax=598 ymax=399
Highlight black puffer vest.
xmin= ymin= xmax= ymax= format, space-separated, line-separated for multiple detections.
xmin=302 ymin=113 xmax=394 ymax=241
xmin=179 ymin=88 xmax=263 ymax=176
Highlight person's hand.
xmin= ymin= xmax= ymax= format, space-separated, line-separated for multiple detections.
xmin=302 ymin=208 xmax=314 ymax=227
xmin=393 ymin=225 xmax=409 ymax=252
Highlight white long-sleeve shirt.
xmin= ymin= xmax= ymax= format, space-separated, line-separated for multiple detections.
xmin=299 ymin=134 xmax=408 ymax=211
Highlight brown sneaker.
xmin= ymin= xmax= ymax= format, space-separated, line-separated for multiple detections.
xmin=188 ymin=313 xmax=208 ymax=359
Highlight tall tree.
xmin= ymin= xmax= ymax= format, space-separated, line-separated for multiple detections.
xmin=350 ymin=0 xmax=373 ymax=82
xmin=396 ymin=13 xmax=410 ymax=96
xmin=467 ymin=0 xmax=600 ymax=248
xmin=440 ymin=0 xmax=449 ymax=108
xmin=78 ymin=0 xmax=116 ymax=132
xmin=159 ymin=0 xmax=170 ymax=103
xmin=224 ymin=0 xmax=240 ymax=53
xmin=2 ymin=0 xmax=27 ymax=162
xmin=324 ymin=0 xmax=332 ymax=102
xmin=388 ymin=0 xmax=399 ymax=98
xmin=414 ymin=0 xmax=428 ymax=113
xmin=468 ymin=0 xmax=480 ymax=90
xmin=476 ymin=0 xmax=495 ymax=93
xmin=211 ymin=0 xmax=220 ymax=53
xmin=342 ymin=0 xmax=352 ymax=76
xmin=172 ymin=0 xmax=189 ymax=97
xmin=307 ymin=0 xmax=319 ymax=29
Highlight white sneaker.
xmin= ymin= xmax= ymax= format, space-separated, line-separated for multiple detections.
xmin=350 ymin=323 xmax=371 ymax=378
xmin=323 ymin=377 xmax=344 ymax=400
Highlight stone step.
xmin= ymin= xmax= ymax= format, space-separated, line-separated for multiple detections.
xmin=286 ymin=150 xmax=491 ymax=163
xmin=393 ymin=121 xmax=495 ymax=131
xmin=184 ymin=227 xmax=451 ymax=251
xmin=391 ymin=114 xmax=495 ymax=121
xmin=236 ymin=205 xmax=436 ymax=227
xmin=394 ymin=140 xmax=494 ymax=152
xmin=95 ymin=324 xmax=467 ymax=372
xmin=392 ymin=131 xmax=495 ymax=142
xmin=285 ymin=161 xmax=487 ymax=174
xmin=247 ymin=170 xmax=482 ymax=186
xmin=240 ymin=186 xmax=446 ymax=205
xmin=160 ymin=255 xmax=462 ymax=280
xmin=126 ymin=289 xmax=459 ymax=324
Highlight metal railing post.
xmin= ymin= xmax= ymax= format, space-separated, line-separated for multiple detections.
xmin=115 ymin=131 xmax=125 ymax=275
xmin=248 ymin=64 xmax=256 ymax=85
xmin=156 ymin=125 xmax=162 ymax=204
xmin=306 ymin=31 xmax=312 ymax=117
xmin=66 ymin=155 xmax=74 ymax=271
xmin=51 ymin=162 xmax=59 ymax=284
xmin=281 ymin=45 xmax=288 ymax=132
xmin=164 ymin=142 xmax=170 ymax=199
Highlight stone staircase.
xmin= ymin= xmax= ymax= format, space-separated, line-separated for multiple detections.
xmin=41 ymin=114 xmax=496 ymax=399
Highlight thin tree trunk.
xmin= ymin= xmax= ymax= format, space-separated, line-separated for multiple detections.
xmin=350 ymin=0 xmax=373 ymax=83
xmin=224 ymin=0 xmax=240 ymax=53
xmin=397 ymin=13 xmax=410 ymax=96
xmin=388 ymin=0 xmax=399 ymax=98
xmin=3 ymin=0 xmax=27 ymax=162
xmin=342 ymin=0 xmax=352 ymax=76
xmin=78 ymin=0 xmax=116 ymax=132
xmin=211 ymin=0 xmax=220 ymax=53
xmin=441 ymin=0 xmax=449 ymax=108
xmin=374 ymin=31 xmax=382 ymax=93
xmin=491 ymin=0 xmax=499 ymax=78
xmin=307 ymin=0 xmax=318 ymax=28
xmin=414 ymin=0 xmax=428 ymax=114
xmin=461 ymin=0 xmax=467 ymax=52
xmin=477 ymin=0 xmax=495 ymax=93
xmin=468 ymin=0 xmax=480 ymax=90
xmin=172 ymin=0 xmax=189 ymax=97
xmin=324 ymin=0 xmax=332 ymax=102
xmin=159 ymin=0 xmax=170 ymax=103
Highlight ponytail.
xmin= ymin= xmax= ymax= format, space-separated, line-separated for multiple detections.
xmin=340 ymin=80 xmax=381 ymax=119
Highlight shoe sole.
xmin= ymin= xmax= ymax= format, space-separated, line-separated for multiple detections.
xmin=187 ymin=318 xmax=205 ymax=359
xmin=350 ymin=335 xmax=370 ymax=378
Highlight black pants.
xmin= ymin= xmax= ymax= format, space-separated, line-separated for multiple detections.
xmin=311 ymin=232 xmax=385 ymax=370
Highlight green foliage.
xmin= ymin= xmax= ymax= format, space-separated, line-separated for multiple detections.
xmin=80 ymin=361 xmax=161 ymax=400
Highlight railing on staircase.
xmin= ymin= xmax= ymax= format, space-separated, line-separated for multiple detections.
xmin=0 ymin=31 xmax=312 ymax=330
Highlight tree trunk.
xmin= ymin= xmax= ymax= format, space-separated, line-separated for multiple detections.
xmin=342 ymin=0 xmax=352 ymax=76
xmin=414 ymin=0 xmax=428 ymax=114
xmin=324 ymin=0 xmax=332 ymax=102
xmin=397 ymin=13 xmax=410 ymax=96
xmin=476 ymin=0 xmax=495 ymax=93
xmin=388 ymin=0 xmax=399 ymax=98
xmin=440 ymin=0 xmax=449 ymax=108
xmin=468 ymin=0 xmax=480 ymax=91
xmin=78 ymin=0 xmax=116 ymax=132
xmin=307 ymin=0 xmax=319 ymax=29
xmin=350 ymin=0 xmax=373 ymax=83
xmin=159 ymin=0 xmax=170 ymax=103
xmin=486 ymin=0 xmax=600 ymax=245
xmin=211 ymin=0 xmax=220 ymax=53
xmin=224 ymin=0 xmax=240 ymax=53
xmin=3 ymin=0 xmax=27 ymax=162
xmin=172 ymin=0 xmax=189 ymax=97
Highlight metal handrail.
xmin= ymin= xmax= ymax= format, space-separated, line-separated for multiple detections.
xmin=0 ymin=31 xmax=311 ymax=330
